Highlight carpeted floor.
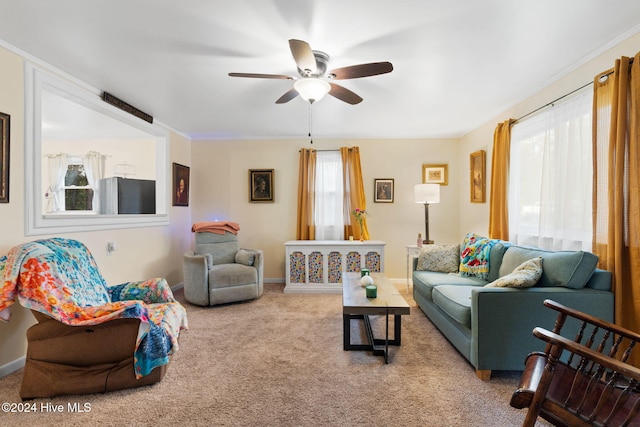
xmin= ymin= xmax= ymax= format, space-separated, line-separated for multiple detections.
xmin=0 ymin=284 xmax=550 ymax=426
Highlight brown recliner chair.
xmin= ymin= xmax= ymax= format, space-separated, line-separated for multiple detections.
xmin=0 ymin=237 xmax=188 ymax=400
xmin=21 ymin=313 xmax=167 ymax=399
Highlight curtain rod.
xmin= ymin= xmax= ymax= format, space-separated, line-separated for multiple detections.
xmin=514 ymin=80 xmax=593 ymax=123
xmin=298 ymin=148 xmax=353 ymax=152
xmin=514 ymin=67 xmax=619 ymax=124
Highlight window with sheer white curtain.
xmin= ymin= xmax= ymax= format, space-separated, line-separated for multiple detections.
xmin=509 ymin=87 xmax=593 ymax=251
xmin=314 ymin=151 xmax=344 ymax=240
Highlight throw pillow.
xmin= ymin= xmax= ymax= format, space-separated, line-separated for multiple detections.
xmin=459 ymin=232 xmax=498 ymax=280
xmin=416 ymin=244 xmax=460 ymax=273
xmin=485 ymin=257 xmax=543 ymax=288
xmin=235 ymin=249 xmax=255 ymax=266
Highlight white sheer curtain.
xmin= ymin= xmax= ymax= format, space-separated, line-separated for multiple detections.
xmin=83 ymin=151 xmax=106 ymax=211
xmin=509 ymin=87 xmax=593 ymax=251
xmin=47 ymin=153 xmax=68 ymax=213
xmin=314 ymin=151 xmax=344 ymax=240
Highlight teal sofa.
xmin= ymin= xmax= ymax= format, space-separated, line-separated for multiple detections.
xmin=412 ymin=235 xmax=613 ymax=380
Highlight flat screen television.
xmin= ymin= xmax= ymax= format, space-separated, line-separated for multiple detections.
xmin=99 ymin=177 xmax=156 ymax=214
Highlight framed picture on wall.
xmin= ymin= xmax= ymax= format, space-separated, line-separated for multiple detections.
xmin=0 ymin=112 xmax=9 ymax=203
xmin=173 ymin=163 xmax=190 ymax=206
xmin=374 ymin=178 xmax=394 ymax=203
xmin=470 ymin=150 xmax=486 ymax=203
xmin=249 ymin=169 xmax=274 ymax=202
xmin=422 ymin=164 xmax=448 ymax=186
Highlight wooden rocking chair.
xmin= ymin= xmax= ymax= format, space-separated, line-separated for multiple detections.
xmin=511 ymin=299 xmax=640 ymax=427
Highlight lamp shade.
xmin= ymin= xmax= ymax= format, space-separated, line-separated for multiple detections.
xmin=294 ymin=77 xmax=331 ymax=103
xmin=414 ymin=183 xmax=440 ymax=204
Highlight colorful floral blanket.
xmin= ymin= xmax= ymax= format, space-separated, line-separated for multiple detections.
xmin=459 ymin=232 xmax=499 ymax=280
xmin=0 ymin=238 xmax=188 ymax=378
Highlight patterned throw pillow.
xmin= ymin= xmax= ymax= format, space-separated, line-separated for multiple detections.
xmin=416 ymin=244 xmax=460 ymax=273
xmin=459 ymin=232 xmax=498 ymax=280
xmin=485 ymin=257 xmax=543 ymax=288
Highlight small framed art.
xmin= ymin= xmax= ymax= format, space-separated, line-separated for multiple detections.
xmin=249 ymin=169 xmax=274 ymax=202
xmin=173 ymin=163 xmax=190 ymax=206
xmin=374 ymin=178 xmax=394 ymax=203
xmin=470 ymin=150 xmax=486 ymax=203
xmin=422 ymin=164 xmax=448 ymax=186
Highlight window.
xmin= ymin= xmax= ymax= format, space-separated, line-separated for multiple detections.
xmin=509 ymin=87 xmax=593 ymax=251
xmin=63 ymin=160 xmax=93 ymax=211
xmin=26 ymin=64 xmax=169 ymax=234
xmin=314 ymin=151 xmax=344 ymax=240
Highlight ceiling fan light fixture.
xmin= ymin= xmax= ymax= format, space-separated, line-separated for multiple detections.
xmin=294 ymin=78 xmax=330 ymax=104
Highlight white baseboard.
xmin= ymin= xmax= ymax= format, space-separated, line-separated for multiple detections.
xmin=0 ymin=356 xmax=25 ymax=378
xmin=177 ymin=277 xmax=403 ymax=289
xmin=284 ymin=284 xmax=342 ymax=294
xmin=265 ymin=278 xmax=405 ymax=285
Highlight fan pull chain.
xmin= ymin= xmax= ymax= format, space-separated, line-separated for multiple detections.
xmin=308 ymin=104 xmax=313 ymax=144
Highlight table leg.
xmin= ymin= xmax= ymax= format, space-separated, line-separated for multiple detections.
xmin=343 ymin=312 xmax=404 ymax=362
xmin=343 ymin=314 xmax=349 ymax=350
xmin=385 ymin=308 xmax=389 ymax=364
xmin=406 ymin=253 xmax=410 ymax=294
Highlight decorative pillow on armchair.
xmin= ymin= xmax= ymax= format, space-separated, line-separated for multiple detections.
xmin=416 ymin=244 xmax=460 ymax=273
xmin=235 ymin=249 xmax=255 ymax=266
xmin=485 ymin=257 xmax=543 ymax=288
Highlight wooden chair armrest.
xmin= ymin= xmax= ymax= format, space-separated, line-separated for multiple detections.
xmin=543 ymin=299 xmax=640 ymax=343
xmin=533 ymin=326 xmax=640 ymax=381
xmin=510 ymin=352 xmax=547 ymax=409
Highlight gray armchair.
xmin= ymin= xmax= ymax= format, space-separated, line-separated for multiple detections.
xmin=183 ymin=231 xmax=263 ymax=306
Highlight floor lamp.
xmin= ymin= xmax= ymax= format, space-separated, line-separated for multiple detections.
xmin=414 ymin=184 xmax=440 ymax=244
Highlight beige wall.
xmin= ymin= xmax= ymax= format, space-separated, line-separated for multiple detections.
xmin=459 ymin=32 xmax=640 ymax=236
xmin=191 ymin=137 xmax=461 ymax=281
xmin=0 ymin=46 xmax=192 ymax=373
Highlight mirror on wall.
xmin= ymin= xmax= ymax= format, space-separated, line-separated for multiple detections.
xmin=26 ymin=65 xmax=169 ymax=235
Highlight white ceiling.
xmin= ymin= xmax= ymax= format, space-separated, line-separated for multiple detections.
xmin=1 ymin=0 xmax=640 ymax=140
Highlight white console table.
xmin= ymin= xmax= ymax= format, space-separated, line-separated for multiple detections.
xmin=284 ymin=240 xmax=386 ymax=293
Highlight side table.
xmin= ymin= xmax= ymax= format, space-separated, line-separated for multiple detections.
xmin=405 ymin=245 xmax=422 ymax=293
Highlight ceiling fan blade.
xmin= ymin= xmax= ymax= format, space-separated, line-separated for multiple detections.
xmin=228 ymin=72 xmax=293 ymax=80
xmin=289 ymin=39 xmax=317 ymax=75
xmin=275 ymin=88 xmax=299 ymax=104
xmin=328 ymin=83 xmax=363 ymax=105
xmin=328 ymin=62 xmax=393 ymax=80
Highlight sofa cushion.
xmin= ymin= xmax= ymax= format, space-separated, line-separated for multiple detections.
xmin=498 ymin=246 xmax=597 ymax=289
xmin=486 ymin=241 xmax=510 ymax=282
xmin=485 ymin=257 xmax=543 ymax=288
xmin=586 ymin=269 xmax=613 ymax=291
xmin=459 ymin=233 xmax=499 ymax=280
xmin=413 ymin=271 xmax=486 ymax=301
xmin=416 ymin=244 xmax=460 ymax=273
xmin=432 ymin=285 xmax=474 ymax=328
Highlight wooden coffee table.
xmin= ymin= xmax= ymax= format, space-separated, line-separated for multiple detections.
xmin=342 ymin=273 xmax=410 ymax=363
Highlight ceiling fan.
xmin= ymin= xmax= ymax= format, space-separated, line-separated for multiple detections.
xmin=229 ymin=39 xmax=393 ymax=105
